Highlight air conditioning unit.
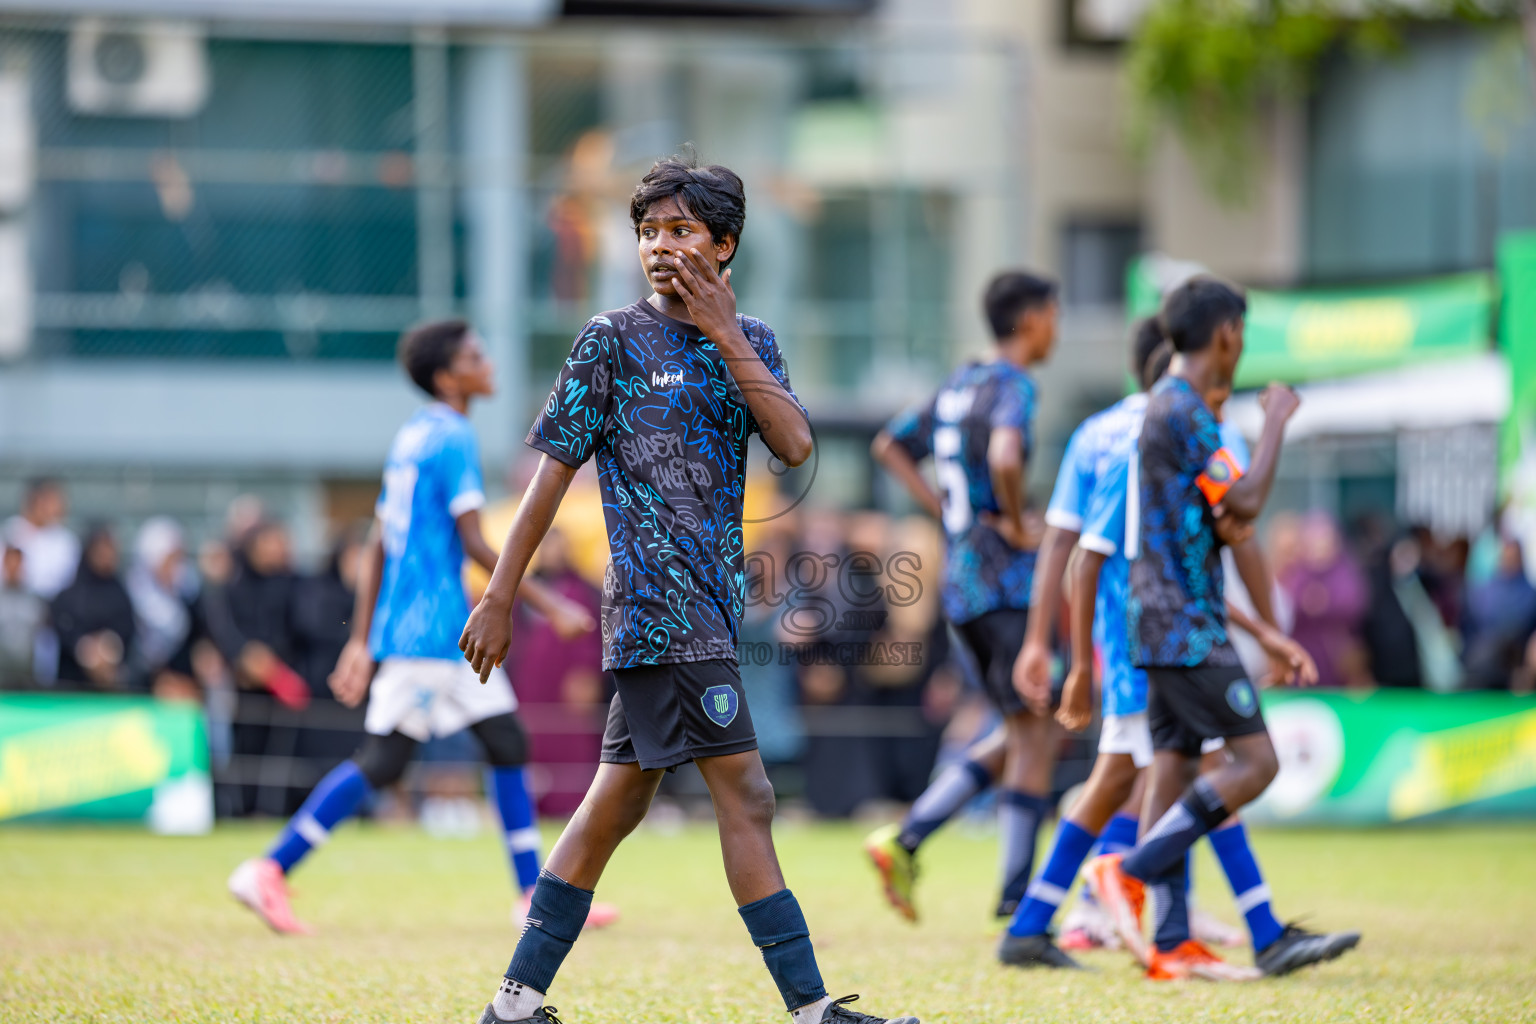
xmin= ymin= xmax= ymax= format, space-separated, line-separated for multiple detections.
xmin=67 ymin=20 xmax=209 ymax=119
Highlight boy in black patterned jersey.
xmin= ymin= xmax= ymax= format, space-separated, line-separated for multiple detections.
xmin=460 ymin=156 xmax=918 ymax=1024
xmin=1087 ymin=278 xmax=1324 ymax=981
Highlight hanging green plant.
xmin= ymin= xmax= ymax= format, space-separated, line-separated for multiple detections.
xmin=1124 ymin=0 xmax=1523 ymax=205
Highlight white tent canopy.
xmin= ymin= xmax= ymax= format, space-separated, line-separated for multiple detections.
xmin=1225 ymin=352 xmax=1509 ymax=440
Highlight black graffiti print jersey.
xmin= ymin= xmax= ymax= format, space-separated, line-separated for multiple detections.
xmin=526 ymin=300 xmax=802 ymax=670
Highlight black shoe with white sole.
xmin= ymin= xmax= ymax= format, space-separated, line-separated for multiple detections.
xmin=820 ymin=994 xmax=920 ymax=1023
xmin=1255 ymin=924 xmax=1361 ymax=977
xmin=997 ymin=931 xmax=1085 ymax=970
xmin=478 ymin=1003 xmax=564 ymax=1024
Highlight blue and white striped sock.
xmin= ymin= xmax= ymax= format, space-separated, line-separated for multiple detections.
xmin=489 ymin=766 xmax=542 ymax=893
xmin=1208 ymin=820 xmax=1284 ymax=951
xmin=267 ymin=760 xmax=371 ymax=873
xmin=1007 ymin=819 xmax=1097 ymax=937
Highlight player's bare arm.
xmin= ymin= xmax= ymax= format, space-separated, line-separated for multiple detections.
xmin=870 ymin=430 xmax=943 ymax=520
xmin=1226 ymin=599 xmax=1318 ymax=687
xmin=329 ymin=518 xmax=383 ymax=708
xmin=1229 ymin=533 xmax=1278 ymax=628
xmin=455 ymin=507 xmax=594 ymax=644
xmin=460 ymin=455 xmax=579 ymax=681
xmin=982 ymin=426 xmax=1033 ymax=551
xmin=670 ymin=246 xmax=812 ymax=467
xmin=1058 ymin=546 xmax=1105 ymax=732
xmin=1014 ymin=522 xmax=1078 ymax=709
xmin=1217 ymin=383 xmax=1299 ymax=521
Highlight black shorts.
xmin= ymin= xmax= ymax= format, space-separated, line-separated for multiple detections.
xmin=955 ymin=609 xmax=1029 ymax=717
xmin=1145 ymin=664 xmax=1267 ymax=757
xmin=599 ymin=658 xmax=759 ymax=772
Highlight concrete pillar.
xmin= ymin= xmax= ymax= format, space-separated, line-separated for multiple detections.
xmin=461 ymin=40 xmax=530 ymax=479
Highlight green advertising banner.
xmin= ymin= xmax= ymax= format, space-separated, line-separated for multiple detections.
xmin=1247 ymin=689 xmax=1536 ymax=826
xmin=1127 ymin=258 xmax=1494 ymax=389
xmin=1499 ymin=232 xmax=1536 ymax=479
xmin=0 ymin=694 xmax=212 ymax=833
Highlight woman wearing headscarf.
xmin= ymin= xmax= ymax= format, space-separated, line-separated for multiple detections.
xmin=126 ymin=516 xmax=201 ymax=699
xmin=52 ymin=525 xmax=137 ymax=692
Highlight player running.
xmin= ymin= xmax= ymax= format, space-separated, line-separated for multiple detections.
xmin=228 ymin=319 xmax=614 ymax=936
xmin=863 ymin=271 xmax=1059 ymax=922
xmin=459 ymin=156 xmax=918 ymax=1024
xmin=1085 ymin=278 xmax=1360 ymax=980
xmin=1000 ymin=318 xmax=1359 ymax=976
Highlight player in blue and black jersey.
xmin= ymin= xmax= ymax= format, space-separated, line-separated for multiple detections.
xmin=459 ymin=156 xmax=918 ymax=1024
xmin=862 ymin=271 xmax=1058 ymax=923
xmin=1000 ymin=318 xmax=1358 ymax=977
xmin=1087 ymin=278 xmax=1357 ymax=980
xmin=228 ymin=319 xmax=605 ymax=936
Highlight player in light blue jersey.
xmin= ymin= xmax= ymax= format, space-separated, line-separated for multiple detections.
xmin=1000 ymin=321 xmax=1346 ymax=975
xmin=229 ymin=319 xmax=607 ymax=936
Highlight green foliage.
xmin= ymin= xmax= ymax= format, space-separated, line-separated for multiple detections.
xmin=1126 ymin=0 xmax=1522 ymax=204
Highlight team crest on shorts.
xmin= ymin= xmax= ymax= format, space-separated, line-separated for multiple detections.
xmin=701 ymin=684 xmax=739 ymax=728
xmin=1226 ymin=679 xmax=1258 ymax=717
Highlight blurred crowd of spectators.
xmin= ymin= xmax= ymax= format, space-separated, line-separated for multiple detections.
xmin=1259 ymin=509 xmax=1536 ymax=695
xmin=3 ymin=473 xmax=1532 ymax=823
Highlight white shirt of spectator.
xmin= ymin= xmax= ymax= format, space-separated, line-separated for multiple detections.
xmin=4 ymin=515 xmax=81 ymax=599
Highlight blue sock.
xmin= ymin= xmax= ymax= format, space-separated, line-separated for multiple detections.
xmin=998 ymin=790 xmax=1051 ymax=909
xmin=1122 ymin=777 xmax=1228 ymax=883
xmin=267 ymin=760 xmax=371 ymax=873
xmin=897 ymin=757 xmax=992 ymax=853
xmin=1099 ymin=814 xmax=1140 ymax=856
xmin=506 ymin=871 xmax=593 ymax=993
xmin=1008 ymin=819 xmax=1096 ymax=937
xmin=739 ymin=889 xmax=827 ymax=1011
xmin=1148 ymin=856 xmax=1190 ymax=952
xmin=1076 ymin=813 xmax=1138 ymax=909
xmin=489 ymin=767 xmax=542 ymax=893
xmin=1208 ymin=821 xmax=1283 ymax=951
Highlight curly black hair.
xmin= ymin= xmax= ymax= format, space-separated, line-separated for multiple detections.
xmin=630 ymin=152 xmax=746 ymax=268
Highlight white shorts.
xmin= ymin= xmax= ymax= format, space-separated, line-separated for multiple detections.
xmin=1099 ymin=711 xmax=1225 ymax=769
xmin=364 ymin=657 xmax=518 ymax=742
xmin=1098 ymin=712 xmax=1154 ymax=769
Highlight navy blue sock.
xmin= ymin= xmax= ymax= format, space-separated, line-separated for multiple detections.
xmin=489 ymin=767 xmax=542 ymax=893
xmin=738 ymin=889 xmax=827 ymax=1011
xmin=267 ymin=760 xmax=371 ymax=873
xmin=1208 ymin=821 xmax=1284 ymax=951
xmin=1008 ymin=819 xmax=1096 ymax=937
xmin=998 ymin=790 xmax=1050 ymax=909
xmin=897 ymin=757 xmax=992 ymax=853
xmin=1122 ymin=777 xmax=1228 ymax=883
xmin=1148 ymin=856 xmax=1190 ymax=952
xmin=506 ymin=870 xmax=593 ymax=993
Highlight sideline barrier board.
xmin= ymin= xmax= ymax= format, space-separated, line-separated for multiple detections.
xmin=1250 ymin=689 xmax=1536 ymax=825
xmin=0 ymin=694 xmax=213 ymax=833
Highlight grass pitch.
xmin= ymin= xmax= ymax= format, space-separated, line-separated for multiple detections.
xmin=2 ymin=818 xmax=1533 ymax=1023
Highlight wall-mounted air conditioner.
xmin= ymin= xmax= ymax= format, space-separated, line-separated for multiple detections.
xmin=67 ymin=19 xmax=209 ymax=119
